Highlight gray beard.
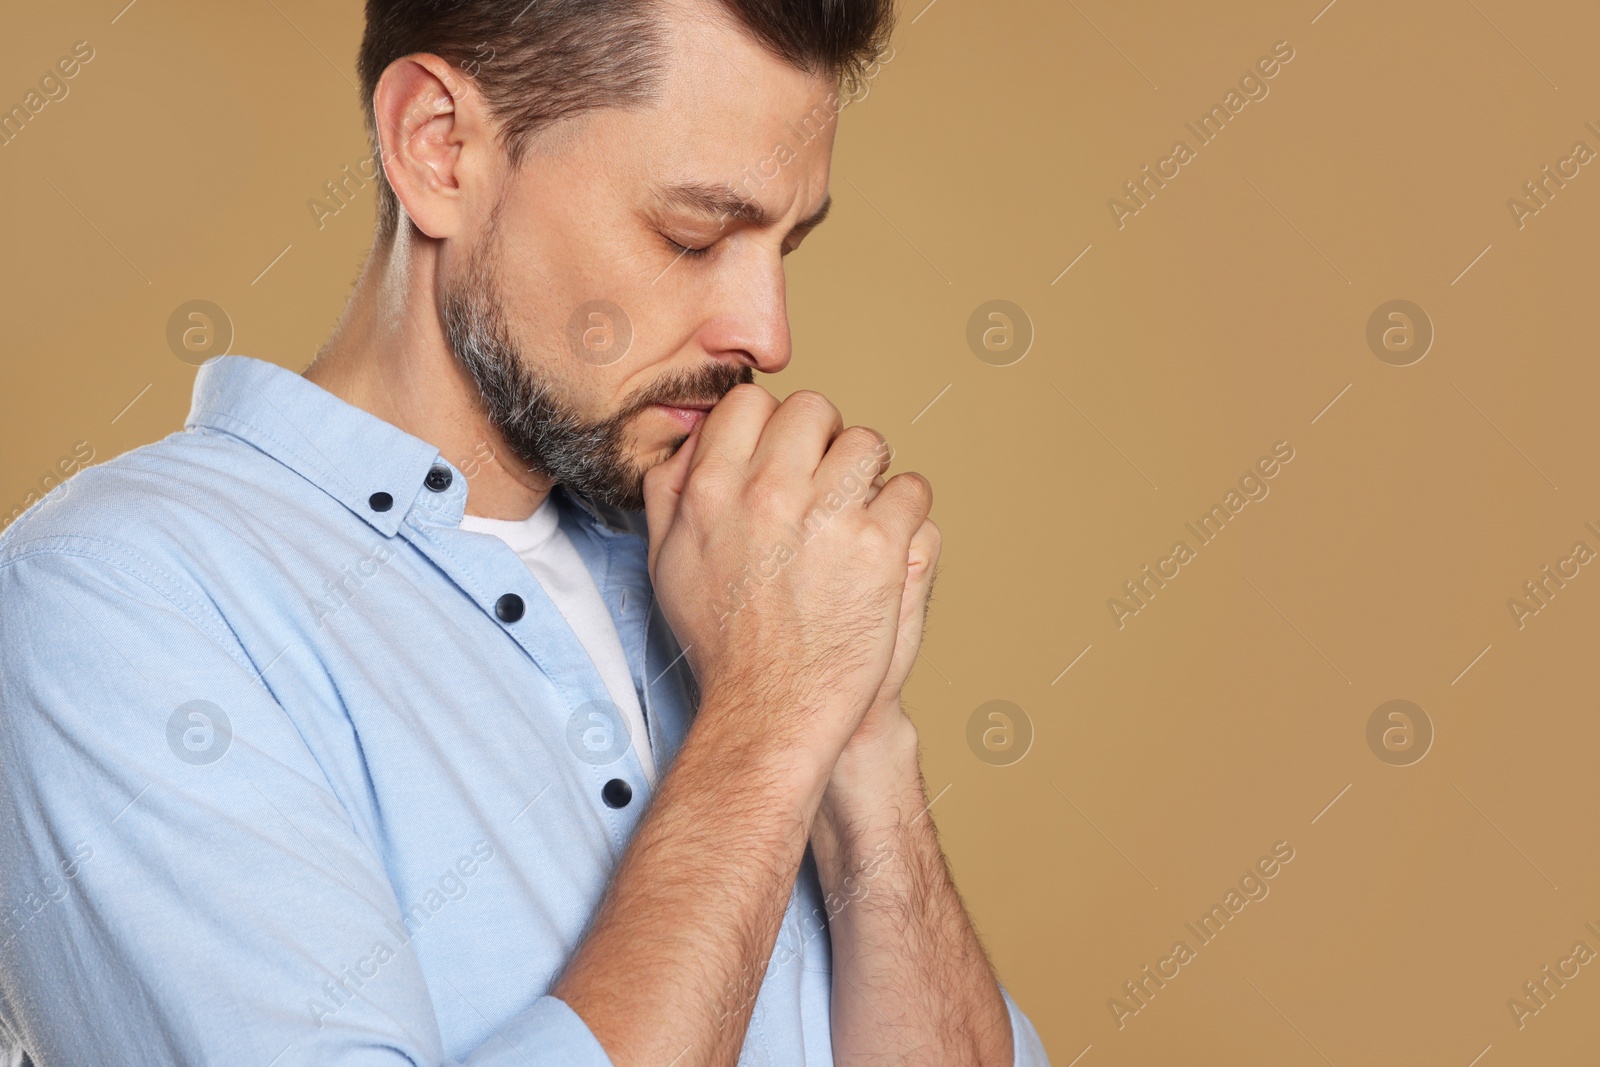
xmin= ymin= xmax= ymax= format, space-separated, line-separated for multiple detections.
xmin=441 ymin=243 xmax=751 ymax=512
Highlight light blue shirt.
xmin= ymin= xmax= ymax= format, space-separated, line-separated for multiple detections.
xmin=0 ymin=355 xmax=1048 ymax=1065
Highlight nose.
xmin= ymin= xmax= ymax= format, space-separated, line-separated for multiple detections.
xmin=697 ymin=255 xmax=792 ymax=375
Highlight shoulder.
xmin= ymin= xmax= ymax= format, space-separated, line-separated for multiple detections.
xmin=4 ymin=426 xmax=289 ymax=554
xmin=0 ymin=426 xmax=312 ymax=656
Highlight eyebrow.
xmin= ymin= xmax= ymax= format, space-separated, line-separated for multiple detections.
xmin=655 ymin=181 xmax=833 ymax=236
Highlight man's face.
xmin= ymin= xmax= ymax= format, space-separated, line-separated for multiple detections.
xmin=441 ymin=0 xmax=841 ymax=511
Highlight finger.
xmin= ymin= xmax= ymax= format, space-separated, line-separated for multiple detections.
xmin=813 ymin=426 xmax=892 ymax=507
xmin=861 ymin=472 xmax=887 ymax=505
xmin=750 ymin=390 xmax=842 ymax=478
xmin=689 ymin=382 xmax=778 ymax=475
xmin=864 ymin=470 xmax=932 ymax=543
xmin=643 ymin=418 xmax=702 ymax=565
xmin=899 ymin=517 xmax=942 ymax=640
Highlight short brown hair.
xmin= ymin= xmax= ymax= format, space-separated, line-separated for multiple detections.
xmin=357 ymin=0 xmax=896 ymax=240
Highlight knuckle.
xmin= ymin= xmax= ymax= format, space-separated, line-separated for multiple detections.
xmin=728 ymin=382 xmax=776 ymax=409
xmin=834 ymin=424 xmax=873 ymax=447
xmin=904 ymin=471 xmax=933 ymax=506
xmin=743 ymin=480 xmax=790 ymax=520
xmin=835 ymin=466 xmax=871 ymax=502
xmin=886 ymin=470 xmax=929 ymax=505
xmin=680 ymin=471 xmax=722 ymax=509
xmin=785 ymin=389 xmax=838 ymax=420
xmin=854 ymin=516 xmax=897 ymax=556
xmin=836 ymin=425 xmax=888 ymax=461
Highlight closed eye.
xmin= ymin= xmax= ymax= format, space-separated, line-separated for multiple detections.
xmin=664 ymin=235 xmax=713 ymax=259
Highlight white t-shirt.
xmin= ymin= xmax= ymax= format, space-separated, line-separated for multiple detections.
xmin=460 ymin=496 xmax=656 ymax=782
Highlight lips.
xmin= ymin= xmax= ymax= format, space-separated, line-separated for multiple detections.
xmin=653 ymin=402 xmax=712 ymax=431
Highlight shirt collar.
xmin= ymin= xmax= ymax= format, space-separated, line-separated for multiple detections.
xmin=184 ymin=355 xmax=648 ymax=542
xmin=553 ymin=483 xmax=646 ymax=539
xmin=184 ymin=355 xmax=444 ymax=538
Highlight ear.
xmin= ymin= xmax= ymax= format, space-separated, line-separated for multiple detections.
xmin=372 ymin=53 xmax=496 ymax=240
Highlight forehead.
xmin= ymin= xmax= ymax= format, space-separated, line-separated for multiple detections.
xmin=627 ymin=0 xmax=840 ymax=194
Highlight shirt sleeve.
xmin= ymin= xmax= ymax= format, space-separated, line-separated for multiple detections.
xmin=1000 ymin=985 xmax=1051 ymax=1066
xmin=0 ymin=543 xmax=611 ymax=1067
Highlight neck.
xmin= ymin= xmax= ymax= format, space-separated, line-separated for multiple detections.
xmin=303 ymin=231 xmax=553 ymax=520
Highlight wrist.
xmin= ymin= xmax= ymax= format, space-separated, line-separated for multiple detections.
xmin=680 ymin=676 xmax=841 ymax=811
xmin=814 ymin=707 xmax=923 ymax=862
xmin=831 ymin=702 xmax=920 ymax=797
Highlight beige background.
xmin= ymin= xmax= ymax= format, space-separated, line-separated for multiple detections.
xmin=5 ymin=0 xmax=1600 ymax=1063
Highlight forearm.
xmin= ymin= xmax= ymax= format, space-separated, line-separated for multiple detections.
xmin=553 ymin=686 xmax=834 ymax=1066
xmin=810 ymin=712 xmax=1013 ymax=1066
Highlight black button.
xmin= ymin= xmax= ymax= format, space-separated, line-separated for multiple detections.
xmin=602 ymin=778 xmax=632 ymax=808
xmin=495 ymin=593 xmax=525 ymax=623
xmin=425 ymin=466 xmax=453 ymax=492
xmin=368 ymin=492 xmax=393 ymax=512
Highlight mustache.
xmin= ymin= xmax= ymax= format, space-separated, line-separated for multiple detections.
xmin=618 ymin=360 xmax=754 ymax=421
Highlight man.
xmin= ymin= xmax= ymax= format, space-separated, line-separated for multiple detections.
xmin=0 ymin=0 xmax=1049 ymax=1062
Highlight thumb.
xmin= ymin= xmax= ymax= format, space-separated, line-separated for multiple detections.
xmin=643 ymin=421 xmax=701 ymax=566
xmin=906 ymin=517 xmax=939 ymax=586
